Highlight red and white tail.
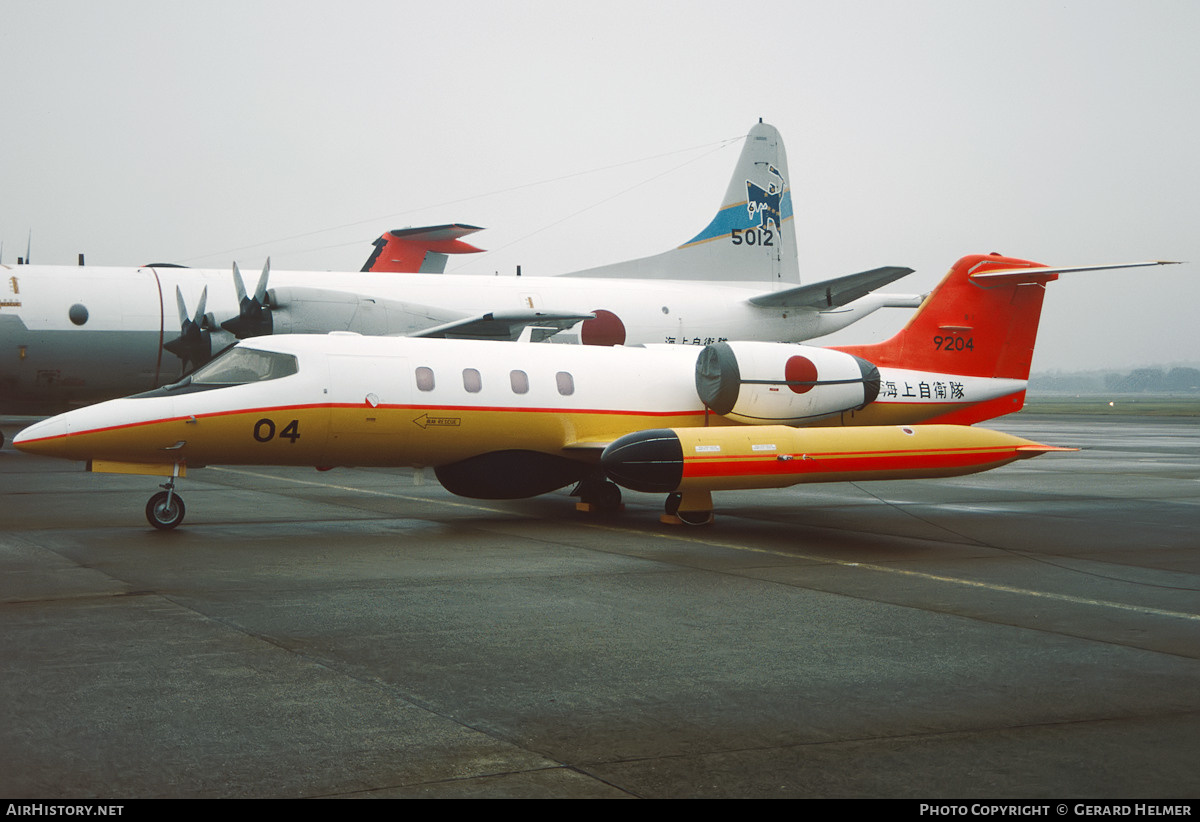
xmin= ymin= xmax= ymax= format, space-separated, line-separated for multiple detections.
xmin=833 ymin=254 xmax=1174 ymax=382
xmin=833 ymin=254 xmax=1054 ymax=381
xmin=361 ymin=224 xmax=485 ymax=273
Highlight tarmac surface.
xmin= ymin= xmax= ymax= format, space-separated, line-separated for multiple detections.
xmin=1 ymin=413 xmax=1198 ymax=799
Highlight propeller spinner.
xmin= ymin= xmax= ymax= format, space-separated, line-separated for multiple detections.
xmin=221 ymin=259 xmax=274 ymax=339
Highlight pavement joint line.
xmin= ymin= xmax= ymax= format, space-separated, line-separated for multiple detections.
xmin=211 ymin=467 xmax=1200 ymax=625
xmin=210 ymin=466 xmax=513 ymax=515
xmin=579 ymin=521 xmax=1200 ymax=624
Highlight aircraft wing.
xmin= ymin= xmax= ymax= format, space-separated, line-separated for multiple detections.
xmin=561 ymin=439 xmax=614 ymax=452
xmin=267 ymin=286 xmax=592 ymax=341
xmin=747 ymin=266 xmax=914 ymax=309
xmin=409 ymin=309 xmax=595 ymax=342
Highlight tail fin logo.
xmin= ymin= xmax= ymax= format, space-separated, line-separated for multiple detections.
xmin=746 ymin=164 xmax=785 ymax=230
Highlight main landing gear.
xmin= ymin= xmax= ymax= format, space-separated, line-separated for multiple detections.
xmin=662 ymin=491 xmax=714 ymax=526
xmin=574 ymin=477 xmax=714 ymax=525
xmin=146 ymin=478 xmax=186 ymax=530
xmin=573 ymin=477 xmax=623 ymax=515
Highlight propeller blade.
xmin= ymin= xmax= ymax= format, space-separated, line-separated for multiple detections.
xmin=194 ymin=285 xmax=208 ymax=324
xmin=232 ymin=262 xmax=247 ymax=304
xmin=174 ymin=286 xmax=189 ymax=325
xmin=253 ymin=258 xmax=270 ymax=303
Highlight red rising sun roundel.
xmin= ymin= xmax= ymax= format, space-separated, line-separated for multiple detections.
xmin=581 ymin=309 xmax=627 ymax=346
xmin=784 ymin=355 xmax=817 ymax=394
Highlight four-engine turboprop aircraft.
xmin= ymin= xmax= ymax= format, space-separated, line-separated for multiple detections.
xmin=0 ymin=121 xmax=923 ymax=414
xmin=16 ymin=253 xmax=1169 ymax=530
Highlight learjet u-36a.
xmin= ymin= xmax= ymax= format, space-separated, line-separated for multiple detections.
xmin=0 ymin=121 xmax=922 ymax=414
xmin=15 ymin=253 xmax=1172 ymax=530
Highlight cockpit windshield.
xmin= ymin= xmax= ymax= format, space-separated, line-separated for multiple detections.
xmin=189 ymin=347 xmax=299 ymax=386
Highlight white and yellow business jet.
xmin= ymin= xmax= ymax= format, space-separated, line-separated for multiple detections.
xmin=17 ymin=253 xmax=1170 ymax=530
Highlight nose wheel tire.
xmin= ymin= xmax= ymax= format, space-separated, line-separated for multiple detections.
xmin=146 ymin=491 xmax=186 ymax=530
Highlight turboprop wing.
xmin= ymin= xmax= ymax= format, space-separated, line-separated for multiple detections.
xmin=409 ymin=308 xmax=596 ymax=342
xmin=747 ymin=265 xmax=919 ymax=309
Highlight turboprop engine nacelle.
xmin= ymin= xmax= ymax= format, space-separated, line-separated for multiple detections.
xmin=268 ymin=287 xmax=464 ymax=336
xmin=695 ymin=341 xmax=880 ymax=425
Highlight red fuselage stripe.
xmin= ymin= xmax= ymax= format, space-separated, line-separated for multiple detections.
xmin=22 ymin=402 xmax=709 ymax=444
xmin=683 ymin=447 xmax=1014 ymax=478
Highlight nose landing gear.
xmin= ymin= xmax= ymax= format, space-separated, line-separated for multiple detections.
xmin=146 ymin=477 xmax=186 ymax=530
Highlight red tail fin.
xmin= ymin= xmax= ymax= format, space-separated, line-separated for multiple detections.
xmin=361 ymin=224 xmax=485 ymax=273
xmin=833 ymin=253 xmax=1057 ymax=380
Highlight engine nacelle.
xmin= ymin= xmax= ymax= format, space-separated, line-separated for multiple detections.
xmin=695 ymin=341 xmax=879 ymax=425
xmin=268 ymin=287 xmax=465 ymax=336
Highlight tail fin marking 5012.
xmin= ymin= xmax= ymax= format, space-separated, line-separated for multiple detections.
xmin=568 ymin=121 xmax=799 ymax=284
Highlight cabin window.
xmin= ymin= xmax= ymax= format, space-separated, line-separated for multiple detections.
xmin=463 ymin=368 xmax=482 ymax=393
xmin=510 ymin=370 xmax=529 ymax=395
xmin=556 ymin=371 xmax=574 ymax=396
xmin=416 ymin=367 xmax=435 ymax=392
xmin=189 ymin=347 xmax=298 ymax=386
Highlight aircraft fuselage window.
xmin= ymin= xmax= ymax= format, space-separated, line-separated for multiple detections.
xmin=510 ymin=370 xmax=529 ymax=395
xmin=556 ymin=371 xmax=574 ymax=396
xmin=189 ymin=347 xmax=298 ymax=386
xmin=416 ymin=367 xmax=435 ymax=392
xmin=463 ymin=368 xmax=482 ymax=393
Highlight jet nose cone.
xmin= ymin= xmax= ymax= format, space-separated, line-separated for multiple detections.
xmin=12 ymin=416 xmax=70 ymax=456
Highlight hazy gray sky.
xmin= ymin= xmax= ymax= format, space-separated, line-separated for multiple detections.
xmin=2 ymin=0 xmax=1197 ymax=371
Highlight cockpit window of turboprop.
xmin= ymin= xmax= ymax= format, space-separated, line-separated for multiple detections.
xmin=189 ymin=347 xmax=299 ymax=385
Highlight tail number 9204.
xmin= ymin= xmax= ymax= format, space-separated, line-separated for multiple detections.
xmin=933 ymin=335 xmax=974 ymax=352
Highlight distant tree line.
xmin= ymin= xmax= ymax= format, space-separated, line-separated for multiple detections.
xmin=1105 ymin=367 xmax=1200 ymax=393
xmin=1030 ymin=367 xmax=1200 ymax=394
